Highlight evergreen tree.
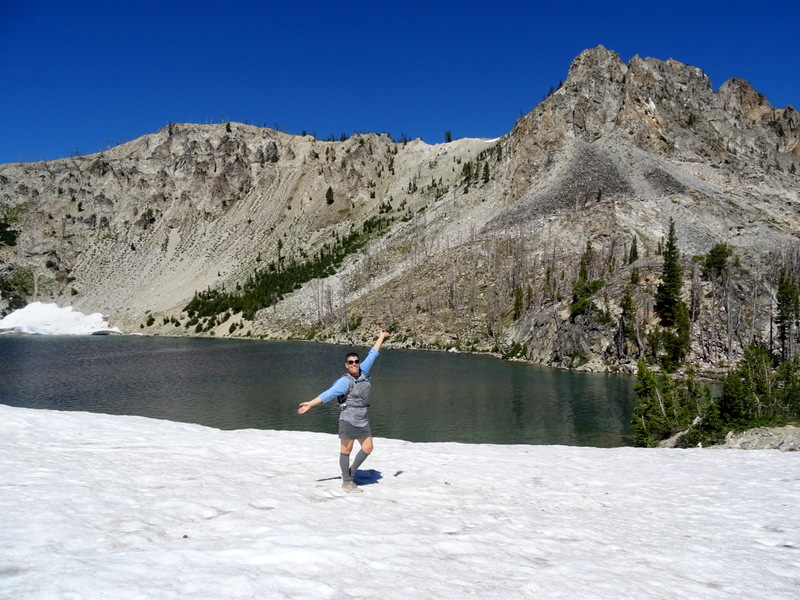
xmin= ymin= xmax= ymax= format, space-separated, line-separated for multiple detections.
xmin=776 ymin=355 xmax=800 ymax=418
xmin=631 ymin=360 xmax=667 ymax=447
xmin=513 ymin=285 xmax=524 ymax=320
xmin=620 ymin=288 xmax=637 ymax=343
xmin=461 ymin=161 xmax=473 ymax=182
xmin=655 ymin=304 xmax=691 ymax=372
xmin=579 ymin=240 xmax=593 ymax=281
xmin=680 ymin=400 xmax=725 ymax=447
xmin=628 ymin=235 xmax=639 ymax=264
xmin=776 ymin=268 xmax=799 ymax=360
xmin=718 ymin=341 xmax=776 ymax=427
xmin=654 ymin=219 xmax=683 ymax=327
xmin=325 ymin=186 xmax=334 ymax=205
xmin=570 ymin=241 xmax=604 ymax=319
xmin=701 ymin=242 xmax=733 ymax=281
xmin=632 ymin=361 xmax=708 ymax=447
xmin=653 ymin=219 xmax=690 ymax=370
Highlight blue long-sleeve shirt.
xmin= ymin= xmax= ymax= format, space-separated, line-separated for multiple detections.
xmin=318 ymin=348 xmax=379 ymax=403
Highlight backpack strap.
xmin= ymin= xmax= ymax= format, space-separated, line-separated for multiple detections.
xmin=337 ymin=375 xmax=355 ymax=406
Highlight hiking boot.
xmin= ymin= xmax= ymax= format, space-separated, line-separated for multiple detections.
xmin=341 ymin=479 xmax=362 ymax=493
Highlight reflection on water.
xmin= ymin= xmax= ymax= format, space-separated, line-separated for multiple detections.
xmin=0 ymin=336 xmax=634 ymax=447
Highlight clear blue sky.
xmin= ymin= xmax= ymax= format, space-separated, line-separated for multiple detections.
xmin=1 ymin=0 xmax=798 ymax=164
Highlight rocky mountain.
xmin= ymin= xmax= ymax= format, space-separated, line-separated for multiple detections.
xmin=2 ymin=46 xmax=799 ymax=372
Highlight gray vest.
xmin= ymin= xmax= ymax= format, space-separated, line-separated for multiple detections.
xmin=340 ymin=373 xmax=371 ymax=427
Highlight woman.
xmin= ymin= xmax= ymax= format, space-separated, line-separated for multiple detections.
xmin=298 ymin=331 xmax=391 ymax=493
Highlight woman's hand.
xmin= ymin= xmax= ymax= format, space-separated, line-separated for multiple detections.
xmin=298 ymin=397 xmax=322 ymax=414
xmin=373 ymin=330 xmax=391 ymax=352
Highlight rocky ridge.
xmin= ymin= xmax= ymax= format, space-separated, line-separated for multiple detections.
xmin=1 ymin=46 xmax=799 ymax=373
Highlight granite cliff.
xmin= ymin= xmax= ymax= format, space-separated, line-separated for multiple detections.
xmin=2 ymin=46 xmax=799 ymax=372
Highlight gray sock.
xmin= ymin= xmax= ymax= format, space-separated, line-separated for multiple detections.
xmin=340 ymin=453 xmax=352 ymax=481
xmin=350 ymin=449 xmax=370 ymax=474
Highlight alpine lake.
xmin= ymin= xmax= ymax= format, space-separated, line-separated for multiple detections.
xmin=0 ymin=335 xmax=635 ymax=447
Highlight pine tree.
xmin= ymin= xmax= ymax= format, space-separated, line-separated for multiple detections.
xmin=776 ymin=268 xmax=799 ymax=360
xmin=325 ymin=186 xmax=334 ymax=205
xmin=653 ymin=219 xmax=690 ymax=370
xmin=718 ymin=342 xmax=775 ymax=427
xmin=628 ymin=235 xmax=639 ymax=264
xmin=570 ymin=241 xmax=603 ymax=319
xmin=620 ymin=288 xmax=637 ymax=342
xmin=461 ymin=161 xmax=473 ymax=182
xmin=632 ymin=360 xmax=706 ymax=447
xmin=631 ymin=360 xmax=664 ymax=447
xmin=513 ymin=285 xmax=524 ymax=320
xmin=654 ymin=219 xmax=683 ymax=327
xmin=631 ymin=360 xmax=681 ymax=447
xmin=579 ymin=241 xmax=593 ymax=281
xmin=701 ymin=242 xmax=732 ymax=281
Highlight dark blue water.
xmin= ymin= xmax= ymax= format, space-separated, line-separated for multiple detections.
xmin=0 ymin=335 xmax=635 ymax=446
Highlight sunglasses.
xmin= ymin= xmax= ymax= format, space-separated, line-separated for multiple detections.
xmin=346 ymin=359 xmax=360 ymax=365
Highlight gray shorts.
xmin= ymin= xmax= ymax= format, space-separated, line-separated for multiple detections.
xmin=339 ymin=419 xmax=372 ymax=440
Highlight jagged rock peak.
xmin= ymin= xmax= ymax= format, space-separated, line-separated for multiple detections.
xmin=509 ymin=45 xmax=800 ymax=166
xmin=718 ymin=77 xmax=772 ymax=110
xmin=565 ymin=45 xmax=626 ymax=80
xmin=564 ymin=45 xmax=711 ymax=93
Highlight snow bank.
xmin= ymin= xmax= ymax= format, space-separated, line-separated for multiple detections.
xmin=0 ymin=302 xmax=120 ymax=335
xmin=1 ymin=404 xmax=798 ymax=599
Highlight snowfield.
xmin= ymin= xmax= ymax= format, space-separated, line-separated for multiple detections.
xmin=1 ymin=403 xmax=798 ymax=599
xmin=0 ymin=302 xmax=120 ymax=335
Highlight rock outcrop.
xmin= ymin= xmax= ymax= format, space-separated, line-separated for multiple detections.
xmin=714 ymin=426 xmax=800 ymax=451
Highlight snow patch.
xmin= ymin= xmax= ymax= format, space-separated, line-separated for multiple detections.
xmin=0 ymin=404 xmax=798 ymax=599
xmin=0 ymin=302 xmax=120 ymax=335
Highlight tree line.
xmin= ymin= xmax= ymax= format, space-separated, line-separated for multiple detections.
xmin=631 ymin=218 xmax=800 ymax=446
xmin=183 ymin=215 xmax=391 ymax=324
xmin=632 ymin=343 xmax=800 ymax=447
